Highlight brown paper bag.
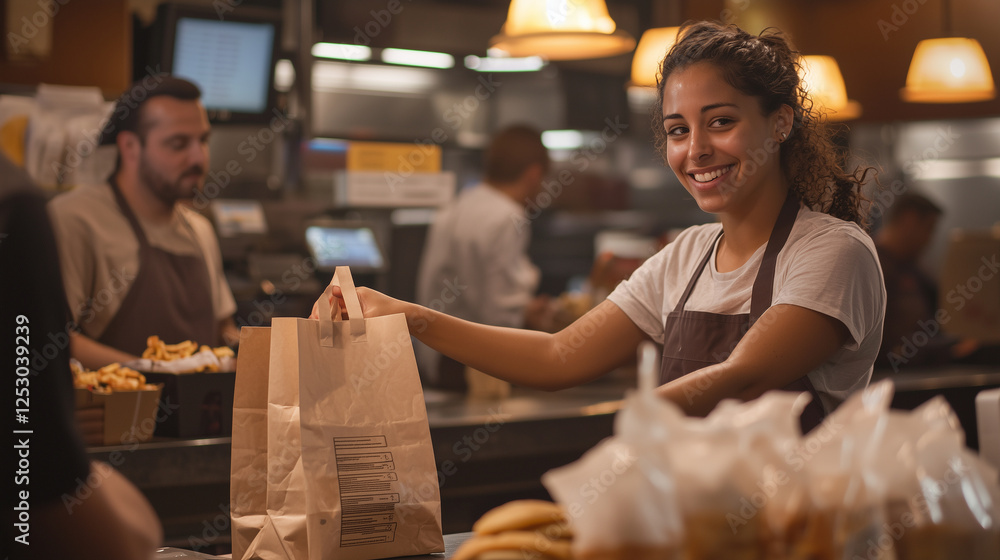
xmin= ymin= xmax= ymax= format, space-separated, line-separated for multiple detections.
xmin=939 ymin=229 xmax=1000 ymax=342
xmin=230 ymin=327 xmax=271 ymax=559
xmin=236 ymin=266 xmax=444 ymax=559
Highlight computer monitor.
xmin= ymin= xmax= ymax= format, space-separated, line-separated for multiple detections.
xmin=210 ymin=199 xmax=268 ymax=237
xmin=154 ymin=3 xmax=281 ymax=123
xmin=305 ymin=222 xmax=387 ymax=273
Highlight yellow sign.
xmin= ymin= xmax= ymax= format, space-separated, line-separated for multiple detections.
xmin=347 ymin=141 xmax=441 ymax=173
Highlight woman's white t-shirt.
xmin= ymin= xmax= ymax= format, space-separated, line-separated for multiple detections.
xmin=607 ymin=205 xmax=886 ymax=413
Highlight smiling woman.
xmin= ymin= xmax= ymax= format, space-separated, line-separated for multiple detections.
xmin=654 ymin=22 xmax=872 ymax=229
xmin=314 ymin=21 xmax=887 ymax=435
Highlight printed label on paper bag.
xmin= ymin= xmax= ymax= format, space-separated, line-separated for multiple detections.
xmin=334 ymin=436 xmax=399 ymax=546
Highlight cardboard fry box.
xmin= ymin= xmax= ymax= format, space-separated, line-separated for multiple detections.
xmin=143 ymin=371 xmax=236 ymax=438
xmin=74 ymin=386 xmax=163 ymax=446
xmin=939 ymin=229 xmax=1000 ymax=343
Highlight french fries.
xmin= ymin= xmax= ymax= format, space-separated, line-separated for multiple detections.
xmin=71 ymin=361 xmax=158 ymax=393
xmin=142 ymin=335 xmax=233 ymax=372
xmin=143 ymin=335 xmax=199 ymax=360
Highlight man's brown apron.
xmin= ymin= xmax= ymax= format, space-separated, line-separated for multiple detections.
xmin=660 ymin=193 xmax=826 ymax=433
xmin=97 ymin=179 xmax=217 ymax=356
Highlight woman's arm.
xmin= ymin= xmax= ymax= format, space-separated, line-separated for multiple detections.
xmin=656 ymin=303 xmax=850 ymax=415
xmin=315 ymin=288 xmax=648 ymax=390
xmin=70 ymin=331 xmax=140 ymax=370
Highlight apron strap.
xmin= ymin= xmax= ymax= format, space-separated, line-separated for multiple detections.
xmin=749 ymin=192 xmax=800 ymax=325
xmin=108 ymin=177 xmax=151 ymax=248
xmin=671 ymin=230 xmax=723 ymax=313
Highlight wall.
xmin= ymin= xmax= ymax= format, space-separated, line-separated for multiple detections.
xmin=683 ymin=0 xmax=1000 ymax=123
xmin=1 ymin=0 xmax=131 ymax=96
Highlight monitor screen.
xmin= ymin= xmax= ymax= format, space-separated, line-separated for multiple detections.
xmin=156 ymin=3 xmax=281 ymax=122
xmin=210 ymin=199 xmax=268 ymax=237
xmin=305 ymin=225 xmax=386 ymax=272
xmin=173 ymin=18 xmax=275 ymax=114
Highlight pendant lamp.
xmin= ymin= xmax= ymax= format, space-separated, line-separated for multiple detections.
xmin=490 ymin=0 xmax=636 ymax=60
xmin=901 ymin=38 xmax=995 ymax=102
xmin=798 ymin=55 xmax=861 ymax=121
xmin=629 ymin=27 xmax=680 ymax=87
xmin=900 ymin=0 xmax=995 ymax=103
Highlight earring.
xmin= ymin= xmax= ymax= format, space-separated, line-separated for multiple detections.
xmin=780 ymin=132 xmax=788 ymax=142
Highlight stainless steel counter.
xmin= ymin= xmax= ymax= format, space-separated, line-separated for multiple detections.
xmin=91 ymin=364 xmax=1000 ymax=552
xmin=873 ymin=364 xmax=1000 ymax=391
xmin=90 ymin=379 xmax=631 ymax=550
xmin=873 ymin=364 xmax=1000 ymax=450
xmin=154 ymin=532 xmax=474 ymax=559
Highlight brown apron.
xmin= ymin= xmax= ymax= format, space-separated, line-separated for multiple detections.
xmin=660 ymin=193 xmax=826 ymax=433
xmin=97 ymin=179 xmax=218 ymax=356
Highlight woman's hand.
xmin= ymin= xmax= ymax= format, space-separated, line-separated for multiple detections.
xmin=309 ymin=285 xmax=409 ymax=323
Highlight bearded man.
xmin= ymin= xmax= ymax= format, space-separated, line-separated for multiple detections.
xmin=49 ymin=77 xmax=237 ymax=368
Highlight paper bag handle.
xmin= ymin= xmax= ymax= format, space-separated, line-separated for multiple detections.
xmin=317 ymin=267 xmax=366 ymax=346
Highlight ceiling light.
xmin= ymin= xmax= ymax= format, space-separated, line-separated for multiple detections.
xmin=312 ymin=61 xmax=436 ymax=94
xmin=490 ymin=0 xmax=635 ymax=61
xmin=629 ymin=27 xmax=679 ymax=87
xmin=274 ymin=59 xmax=295 ymax=92
xmin=542 ymin=130 xmax=585 ymax=150
xmin=464 ymin=55 xmax=546 ymax=72
xmin=799 ymin=55 xmax=861 ymax=121
xmin=900 ymin=0 xmax=995 ymax=103
xmin=380 ymin=48 xmax=455 ymax=69
xmin=901 ymin=38 xmax=996 ymax=103
xmin=311 ymin=42 xmax=371 ymax=62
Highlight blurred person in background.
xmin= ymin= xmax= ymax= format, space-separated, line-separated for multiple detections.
xmin=415 ymin=125 xmax=553 ymax=391
xmin=47 ymin=76 xmax=237 ymax=370
xmin=2 ymin=152 xmax=161 ymax=559
xmin=874 ymin=192 xmax=993 ymax=370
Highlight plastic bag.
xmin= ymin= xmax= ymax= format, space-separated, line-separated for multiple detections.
xmin=859 ymin=396 xmax=1000 ymax=560
xmin=542 ymin=387 xmax=685 ymax=559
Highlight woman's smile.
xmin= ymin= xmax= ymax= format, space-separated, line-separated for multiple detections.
xmin=689 ymin=164 xmax=735 ymax=188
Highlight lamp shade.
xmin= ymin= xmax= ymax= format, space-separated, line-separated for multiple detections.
xmin=490 ymin=0 xmax=635 ymax=60
xmin=629 ymin=27 xmax=680 ymax=87
xmin=798 ymin=55 xmax=861 ymax=121
xmin=901 ymin=37 xmax=996 ymax=103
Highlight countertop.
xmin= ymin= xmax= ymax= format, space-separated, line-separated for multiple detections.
xmin=872 ymin=364 xmax=1000 ymax=391
xmin=154 ymin=532 xmax=474 ymax=559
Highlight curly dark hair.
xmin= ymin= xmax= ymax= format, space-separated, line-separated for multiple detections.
xmin=652 ymin=21 xmax=875 ymax=227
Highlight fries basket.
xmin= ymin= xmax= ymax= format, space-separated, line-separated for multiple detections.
xmin=142 ymin=370 xmax=236 ymax=438
xmin=75 ymin=385 xmax=163 ymax=446
xmin=127 ymin=336 xmax=237 ymax=438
